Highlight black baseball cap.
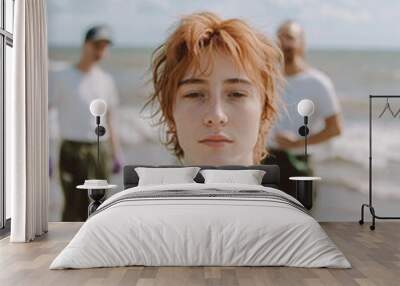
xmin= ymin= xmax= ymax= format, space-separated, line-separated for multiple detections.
xmin=84 ymin=25 xmax=113 ymax=44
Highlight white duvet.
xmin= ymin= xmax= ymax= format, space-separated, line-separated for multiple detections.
xmin=50 ymin=183 xmax=351 ymax=269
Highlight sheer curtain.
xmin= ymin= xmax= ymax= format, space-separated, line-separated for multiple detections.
xmin=7 ymin=0 xmax=49 ymax=242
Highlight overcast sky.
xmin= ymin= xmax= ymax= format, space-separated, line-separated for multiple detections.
xmin=47 ymin=0 xmax=400 ymax=49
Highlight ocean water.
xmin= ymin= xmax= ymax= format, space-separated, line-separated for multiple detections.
xmin=48 ymin=47 xmax=400 ymax=221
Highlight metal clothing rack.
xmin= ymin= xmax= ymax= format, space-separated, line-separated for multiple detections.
xmin=359 ymin=95 xmax=400 ymax=230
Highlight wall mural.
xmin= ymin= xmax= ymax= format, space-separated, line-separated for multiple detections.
xmin=47 ymin=0 xmax=400 ymax=222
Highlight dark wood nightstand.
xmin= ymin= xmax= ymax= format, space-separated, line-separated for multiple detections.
xmin=77 ymin=181 xmax=117 ymax=216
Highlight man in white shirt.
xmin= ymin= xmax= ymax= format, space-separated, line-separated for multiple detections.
xmin=49 ymin=26 xmax=122 ymax=221
xmin=262 ymin=20 xmax=342 ymax=197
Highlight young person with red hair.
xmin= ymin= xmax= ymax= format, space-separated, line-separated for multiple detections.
xmin=146 ymin=12 xmax=283 ymax=166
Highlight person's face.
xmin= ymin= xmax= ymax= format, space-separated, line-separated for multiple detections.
xmin=277 ymin=23 xmax=304 ymax=62
xmin=173 ymin=52 xmax=264 ymax=166
xmin=83 ymin=40 xmax=110 ymax=63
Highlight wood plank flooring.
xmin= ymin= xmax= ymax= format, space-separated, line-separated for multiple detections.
xmin=0 ymin=222 xmax=399 ymax=286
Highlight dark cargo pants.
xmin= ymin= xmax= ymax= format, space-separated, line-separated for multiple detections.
xmin=59 ymin=140 xmax=110 ymax=222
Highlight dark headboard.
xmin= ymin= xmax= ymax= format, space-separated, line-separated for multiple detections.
xmin=123 ymin=165 xmax=280 ymax=190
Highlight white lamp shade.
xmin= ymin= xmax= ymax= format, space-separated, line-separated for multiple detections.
xmin=90 ymin=99 xmax=107 ymax=116
xmin=297 ymin=99 xmax=314 ymax=117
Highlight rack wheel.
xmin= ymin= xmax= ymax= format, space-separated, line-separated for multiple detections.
xmin=370 ymin=225 xmax=375 ymax=231
xmin=358 ymin=220 xmax=364 ymax=225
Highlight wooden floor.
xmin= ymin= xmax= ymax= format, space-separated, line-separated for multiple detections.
xmin=0 ymin=222 xmax=399 ymax=286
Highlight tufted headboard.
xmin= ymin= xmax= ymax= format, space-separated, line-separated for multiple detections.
xmin=123 ymin=164 xmax=280 ymax=190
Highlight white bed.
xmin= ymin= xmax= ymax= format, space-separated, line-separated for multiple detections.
xmin=50 ymin=183 xmax=351 ymax=269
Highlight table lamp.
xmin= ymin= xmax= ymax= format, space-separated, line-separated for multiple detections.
xmin=297 ymin=99 xmax=314 ymax=165
xmin=89 ymin=99 xmax=107 ymax=168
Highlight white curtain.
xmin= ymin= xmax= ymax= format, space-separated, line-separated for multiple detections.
xmin=7 ymin=0 xmax=49 ymax=242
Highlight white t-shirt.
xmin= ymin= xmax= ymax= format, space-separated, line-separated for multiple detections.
xmin=49 ymin=65 xmax=119 ymax=142
xmin=268 ymin=68 xmax=341 ymax=154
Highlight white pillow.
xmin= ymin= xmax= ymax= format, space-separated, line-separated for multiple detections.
xmin=200 ymin=169 xmax=266 ymax=185
xmin=135 ymin=167 xmax=201 ymax=186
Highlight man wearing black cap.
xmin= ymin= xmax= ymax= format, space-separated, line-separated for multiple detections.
xmin=49 ymin=25 xmax=122 ymax=221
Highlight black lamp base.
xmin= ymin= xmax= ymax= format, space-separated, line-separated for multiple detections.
xmin=298 ymin=125 xmax=309 ymax=136
xmin=95 ymin=126 xmax=106 ymax=136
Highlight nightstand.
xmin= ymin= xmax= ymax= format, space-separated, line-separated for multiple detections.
xmin=289 ymin=176 xmax=321 ymax=210
xmin=77 ymin=180 xmax=117 ymax=216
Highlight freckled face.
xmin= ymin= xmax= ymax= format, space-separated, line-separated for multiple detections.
xmin=172 ymin=52 xmax=264 ymax=166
